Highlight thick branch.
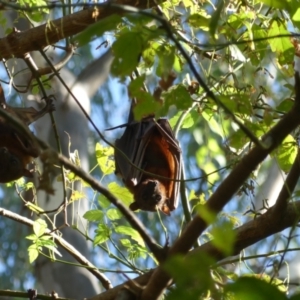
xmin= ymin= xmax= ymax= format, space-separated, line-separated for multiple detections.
xmin=0 ymin=6 xmax=101 ymax=58
xmin=141 ymin=73 xmax=300 ymax=299
xmin=0 ymin=289 xmax=71 ymax=300
xmin=0 ymin=0 xmax=155 ymax=59
xmin=196 ymin=200 xmax=300 ymax=260
xmin=57 ymin=153 xmax=166 ymax=262
xmin=90 ymin=200 xmax=300 ymax=300
xmin=197 ymin=147 xmax=300 ymax=261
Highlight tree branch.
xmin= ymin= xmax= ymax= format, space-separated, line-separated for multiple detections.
xmin=0 ymin=207 xmax=112 ymax=290
xmin=196 ymin=201 xmax=300 ymax=261
xmin=56 ymin=152 xmax=167 ymax=262
xmin=0 ymin=0 xmax=156 ymax=59
xmin=89 ymin=199 xmax=300 ymax=300
xmin=140 ymin=73 xmax=300 ymax=299
xmin=0 ymin=289 xmax=72 ymax=300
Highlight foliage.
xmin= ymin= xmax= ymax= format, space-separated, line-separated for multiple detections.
xmin=2 ymin=0 xmax=300 ymax=299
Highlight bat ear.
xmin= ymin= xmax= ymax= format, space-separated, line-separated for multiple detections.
xmin=129 ymin=201 xmax=140 ymax=211
xmin=161 ymin=205 xmax=171 ymax=216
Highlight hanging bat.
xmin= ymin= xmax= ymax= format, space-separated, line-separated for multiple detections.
xmin=0 ymin=84 xmax=54 ymax=182
xmin=114 ymin=107 xmax=182 ymax=215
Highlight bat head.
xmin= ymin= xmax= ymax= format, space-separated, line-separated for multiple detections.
xmin=0 ymin=147 xmax=33 ymax=183
xmin=129 ymin=179 xmax=171 ymax=215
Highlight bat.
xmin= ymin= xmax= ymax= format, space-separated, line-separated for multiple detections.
xmin=114 ymin=107 xmax=182 ymax=215
xmin=0 ymin=147 xmax=33 ymax=183
xmin=0 ymin=84 xmax=54 ymax=182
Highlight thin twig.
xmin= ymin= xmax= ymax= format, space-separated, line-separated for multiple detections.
xmin=56 ymin=152 xmax=167 ymax=262
xmin=0 ymin=207 xmax=112 ymax=290
xmin=23 ymin=52 xmax=69 ymax=222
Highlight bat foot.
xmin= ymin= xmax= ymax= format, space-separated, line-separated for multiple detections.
xmin=42 ymin=95 xmax=56 ymax=113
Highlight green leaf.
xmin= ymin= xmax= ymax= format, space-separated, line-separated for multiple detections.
xmin=196 ymin=205 xmax=217 ymax=225
xmin=31 ymin=84 xmax=40 ymax=95
xmin=249 ymin=25 xmax=268 ymax=65
xmin=40 ymin=239 xmax=61 ymax=256
xmin=128 ymin=74 xmax=146 ymax=93
xmin=0 ymin=12 xmax=7 ymax=28
xmin=107 ymin=208 xmax=122 ymax=220
xmin=187 ymin=12 xmax=211 ymax=30
xmin=189 ymin=190 xmax=206 ymax=205
xmin=143 ymin=44 xmax=157 ymax=67
xmin=75 ymin=14 xmax=123 ymax=46
xmin=272 ymin=135 xmax=297 ymax=172
xmin=108 ymin=182 xmax=133 ymax=206
xmin=257 ymin=0 xmax=290 ymax=10
xmin=202 ymin=111 xmax=224 ymax=138
xmin=161 ymin=84 xmax=193 ymax=115
xmin=219 ymin=94 xmax=253 ymax=116
xmin=209 ymin=0 xmax=224 ymax=38
xmin=229 ymin=121 xmax=268 ymax=150
xmin=276 ymin=98 xmax=294 ymax=113
xmin=133 ymin=94 xmax=161 ymax=120
xmin=211 ymin=221 xmax=236 ymax=256
xmin=28 ymin=244 xmax=39 ymax=263
xmin=169 ymin=110 xmax=198 ymax=129
xmin=112 ymin=32 xmax=144 ymax=77
xmin=229 ymin=128 xmax=249 ymax=150
xmin=115 ymin=225 xmax=145 ymax=247
xmin=128 ymin=76 xmax=161 ymax=119
xmin=70 ymin=190 xmax=86 ymax=202
xmin=19 ymin=0 xmax=49 ymax=22
xmin=181 ymin=0 xmax=195 ymax=8
xmin=268 ymin=19 xmax=294 ymax=65
xmin=98 ymin=194 xmax=111 ymax=209
xmin=26 ymin=234 xmax=37 ymax=241
xmin=225 ymin=276 xmax=287 ymax=300
xmin=33 ymin=219 xmax=47 ymax=237
xmin=292 ymin=7 xmax=300 ymax=24
xmin=120 ymin=238 xmax=149 ymax=260
xmin=120 ymin=238 xmax=131 ymax=248
xmin=95 ymin=143 xmax=115 ymax=175
xmin=94 ymin=224 xmax=111 ymax=245
xmin=164 ymin=253 xmax=216 ymax=298
xmin=83 ymin=209 xmax=104 ymax=222
xmin=127 ymin=244 xmax=148 ymax=260
xmin=156 ymin=44 xmax=176 ymax=78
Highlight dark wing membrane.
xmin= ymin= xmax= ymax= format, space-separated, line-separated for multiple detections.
xmin=129 ymin=120 xmax=156 ymax=183
xmin=115 ymin=121 xmax=141 ymax=186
